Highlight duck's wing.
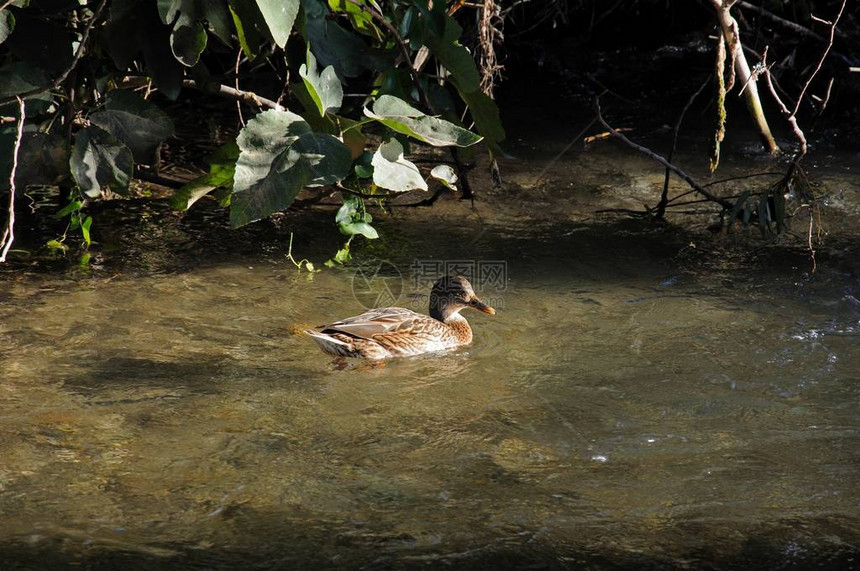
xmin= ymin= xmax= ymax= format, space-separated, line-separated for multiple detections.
xmin=319 ymin=307 xmax=425 ymax=340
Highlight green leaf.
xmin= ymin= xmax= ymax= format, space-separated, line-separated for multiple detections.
xmin=158 ymin=0 xmax=178 ymax=22
xmin=328 ymin=0 xmax=379 ymax=37
xmin=171 ymin=10 xmax=207 ymax=66
xmin=171 ymin=141 xmax=239 ymax=211
xmin=302 ymin=0 xmax=394 ymax=78
xmin=430 ymin=164 xmax=457 ymax=190
xmin=0 ymin=61 xmax=47 ymax=97
xmin=336 ymin=195 xmax=378 ymax=238
xmin=773 ymin=191 xmax=786 ymax=233
xmin=171 ymin=173 xmax=222 ymax=210
xmin=328 ymin=244 xmax=351 ymax=265
xmin=55 ymin=200 xmax=83 ymax=218
xmin=158 ymin=0 xmax=232 ymax=66
xmin=292 ymin=132 xmax=351 ymax=186
xmin=46 ymin=239 xmax=69 ymax=252
xmin=231 ymin=147 xmax=310 ymax=227
xmin=106 ymin=0 xmax=184 ymax=99
xmin=399 ymin=6 xmax=421 ymax=46
xmin=371 ymin=139 xmax=427 ymax=192
xmin=0 ymin=9 xmax=14 ymax=45
xmin=354 ymin=151 xmax=373 ymax=178
xmin=457 ymin=88 xmax=505 ymax=155
xmin=89 ymin=90 xmax=175 ymax=163
xmin=757 ymin=195 xmax=770 ymax=234
xmin=0 ymin=132 xmax=70 ymax=189
xmin=203 ymin=1 xmax=232 ymax=44
xmin=415 ymin=0 xmax=446 ymax=37
xmin=422 ymin=16 xmax=480 ymax=93
xmin=70 ymin=126 xmax=133 ymax=198
xmin=232 ymin=108 xmax=311 ymax=195
xmin=299 ymin=49 xmax=343 ymax=116
xmin=81 ymin=216 xmax=93 ymax=247
xmin=728 ymin=190 xmax=749 ymax=228
xmin=6 ymin=12 xmax=74 ymax=74
xmin=365 ymin=95 xmax=482 ymax=147
xmin=229 ymin=110 xmax=350 ymax=227
xmin=228 ymin=0 xmax=271 ymax=59
xmin=255 ymin=0 xmax=299 ymax=48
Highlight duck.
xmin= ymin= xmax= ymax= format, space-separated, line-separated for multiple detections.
xmin=306 ymin=275 xmax=495 ymax=359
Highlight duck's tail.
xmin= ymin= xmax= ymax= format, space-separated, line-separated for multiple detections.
xmin=305 ymin=329 xmax=354 ymax=357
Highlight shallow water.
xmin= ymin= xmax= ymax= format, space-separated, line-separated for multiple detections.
xmin=2 ymin=136 xmax=860 ymax=569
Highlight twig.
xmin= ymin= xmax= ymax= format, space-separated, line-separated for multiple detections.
xmin=0 ymin=98 xmax=25 ymax=263
xmin=335 ymin=183 xmax=398 ymax=200
xmin=657 ymin=75 xmax=710 ymax=218
xmin=791 ymin=0 xmax=846 ymax=118
xmin=737 ymin=1 xmax=837 ymax=43
xmin=594 ymin=208 xmax=651 ymax=217
xmin=758 ymin=0 xmax=843 ymax=273
xmin=396 ymin=186 xmax=449 ymax=207
xmin=133 ymin=168 xmax=185 ymax=189
xmin=181 ymin=80 xmax=283 ymax=111
xmin=342 ymin=0 xmax=433 ymax=112
xmin=761 ymin=47 xmax=807 ymax=160
xmin=593 ymin=97 xmax=733 ymax=210
xmin=702 ymin=171 xmax=784 ymax=187
xmin=533 ymin=117 xmax=597 ymax=187
xmin=234 ymin=48 xmax=245 ymax=126
xmin=0 ymin=0 xmax=108 ymax=106
xmin=807 ymin=211 xmax=816 ymax=274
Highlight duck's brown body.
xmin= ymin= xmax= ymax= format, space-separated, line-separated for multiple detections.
xmin=306 ymin=276 xmax=494 ymax=360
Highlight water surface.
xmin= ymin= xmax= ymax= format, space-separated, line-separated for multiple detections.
xmin=1 ymin=142 xmax=859 ymax=569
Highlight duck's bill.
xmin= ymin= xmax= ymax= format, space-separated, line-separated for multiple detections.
xmin=469 ymin=298 xmax=496 ymax=315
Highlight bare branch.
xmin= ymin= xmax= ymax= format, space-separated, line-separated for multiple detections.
xmin=761 ymin=47 xmax=807 ymax=162
xmin=737 ymin=1 xmax=842 ymax=43
xmin=594 ymin=98 xmax=733 ymax=210
xmin=658 ymin=75 xmax=711 ymax=217
xmin=182 ymin=80 xmax=283 ymax=111
xmin=792 ymin=0 xmax=846 ymax=117
xmin=712 ymin=0 xmax=779 ymax=154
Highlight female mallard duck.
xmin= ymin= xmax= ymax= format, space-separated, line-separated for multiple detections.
xmin=306 ymin=276 xmax=495 ymax=359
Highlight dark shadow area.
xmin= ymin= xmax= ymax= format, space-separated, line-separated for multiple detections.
xmin=1 ymin=516 xmax=858 ymax=571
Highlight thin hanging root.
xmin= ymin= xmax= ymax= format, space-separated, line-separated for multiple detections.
xmin=478 ymin=0 xmax=505 ymax=96
xmin=807 ymin=209 xmax=817 ymax=275
xmin=0 ymin=97 xmax=25 ymax=263
xmin=711 ymin=35 xmax=727 ymax=174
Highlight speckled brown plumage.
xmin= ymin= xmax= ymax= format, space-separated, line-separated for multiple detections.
xmin=306 ymin=276 xmax=495 ymax=359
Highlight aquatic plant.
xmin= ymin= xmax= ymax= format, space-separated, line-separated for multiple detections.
xmin=0 ymin=0 xmax=504 ymax=262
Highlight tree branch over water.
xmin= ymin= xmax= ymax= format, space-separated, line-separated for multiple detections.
xmin=181 ymin=80 xmax=283 ymax=111
xmin=0 ymin=0 xmax=108 ymax=107
xmin=593 ymin=97 xmax=733 ymax=210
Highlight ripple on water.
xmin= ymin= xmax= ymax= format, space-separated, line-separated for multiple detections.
xmin=1 ymin=217 xmax=859 ymax=569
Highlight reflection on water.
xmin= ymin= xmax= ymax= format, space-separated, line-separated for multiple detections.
xmin=1 ymin=144 xmax=860 ymax=568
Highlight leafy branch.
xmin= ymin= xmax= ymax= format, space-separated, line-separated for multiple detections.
xmin=0 ymin=0 xmax=108 ymax=106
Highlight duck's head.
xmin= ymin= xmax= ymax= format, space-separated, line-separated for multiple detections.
xmin=429 ymin=275 xmax=496 ymax=322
